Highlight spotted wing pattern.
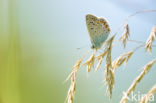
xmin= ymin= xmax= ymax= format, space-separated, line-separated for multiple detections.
xmin=86 ymin=14 xmax=110 ymax=49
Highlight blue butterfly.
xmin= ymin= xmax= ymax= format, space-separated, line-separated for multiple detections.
xmin=86 ymin=14 xmax=110 ymax=50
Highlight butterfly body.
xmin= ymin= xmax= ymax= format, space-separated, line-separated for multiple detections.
xmin=86 ymin=14 xmax=110 ymax=50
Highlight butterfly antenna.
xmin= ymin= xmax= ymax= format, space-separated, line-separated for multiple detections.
xmin=76 ymin=44 xmax=90 ymax=50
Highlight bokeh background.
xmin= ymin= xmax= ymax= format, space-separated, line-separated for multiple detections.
xmin=0 ymin=0 xmax=156 ymax=103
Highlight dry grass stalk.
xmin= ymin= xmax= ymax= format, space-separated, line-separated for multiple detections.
xmin=145 ymin=25 xmax=156 ymax=53
xmin=95 ymin=51 xmax=107 ymax=71
xmin=120 ymin=23 xmax=130 ymax=48
xmin=83 ymin=53 xmax=95 ymax=72
xmin=140 ymin=84 xmax=156 ymax=103
xmin=67 ymin=74 xmax=76 ymax=103
xmin=105 ymin=63 xmax=114 ymax=99
xmin=66 ymin=57 xmax=84 ymax=103
xmin=112 ymin=50 xmax=133 ymax=71
xmin=105 ymin=35 xmax=115 ymax=98
xmin=120 ymin=58 xmax=156 ymax=103
xmin=66 ymin=58 xmax=82 ymax=81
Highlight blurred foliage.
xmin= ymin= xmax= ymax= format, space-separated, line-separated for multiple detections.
xmin=0 ymin=0 xmax=20 ymax=103
xmin=0 ymin=0 xmax=67 ymax=103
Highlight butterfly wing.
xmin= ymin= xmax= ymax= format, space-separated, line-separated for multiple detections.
xmin=86 ymin=14 xmax=111 ymax=49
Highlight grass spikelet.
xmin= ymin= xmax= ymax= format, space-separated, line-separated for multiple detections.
xmin=140 ymin=84 xmax=156 ymax=103
xmin=66 ymin=56 xmax=84 ymax=103
xmin=95 ymin=57 xmax=103 ymax=72
xmin=105 ymin=35 xmax=115 ymax=98
xmin=145 ymin=24 xmax=156 ymax=53
xmin=120 ymin=58 xmax=156 ymax=103
xmin=66 ymin=59 xmax=82 ymax=81
xmin=125 ymin=51 xmax=133 ymax=64
xmin=112 ymin=57 xmax=126 ymax=70
xmin=83 ymin=53 xmax=95 ymax=72
xmin=120 ymin=23 xmax=130 ymax=48
xmin=112 ymin=51 xmax=133 ymax=71
xmin=105 ymin=64 xmax=114 ymax=99
xmin=67 ymin=75 xmax=76 ymax=103
xmin=95 ymin=51 xmax=107 ymax=71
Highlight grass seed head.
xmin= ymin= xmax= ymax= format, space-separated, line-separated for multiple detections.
xmin=104 ymin=35 xmax=115 ymax=98
xmin=145 ymin=24 xmax=156 ymax=53
xmin=140 ymin=84 xmax=156 ymax=103
xmin=83 ymin=53 xmax=95 ymax=72
xmin=120 ymin=58 xmax=156 ymax=103
xmin=112 ymin=51 xmax=133 ymax=71
xmin=120 ymin=23 xmax=130 ymax=48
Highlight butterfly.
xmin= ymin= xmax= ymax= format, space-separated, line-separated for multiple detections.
xmin=86 ymin=14 xmax=111 ymax=50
